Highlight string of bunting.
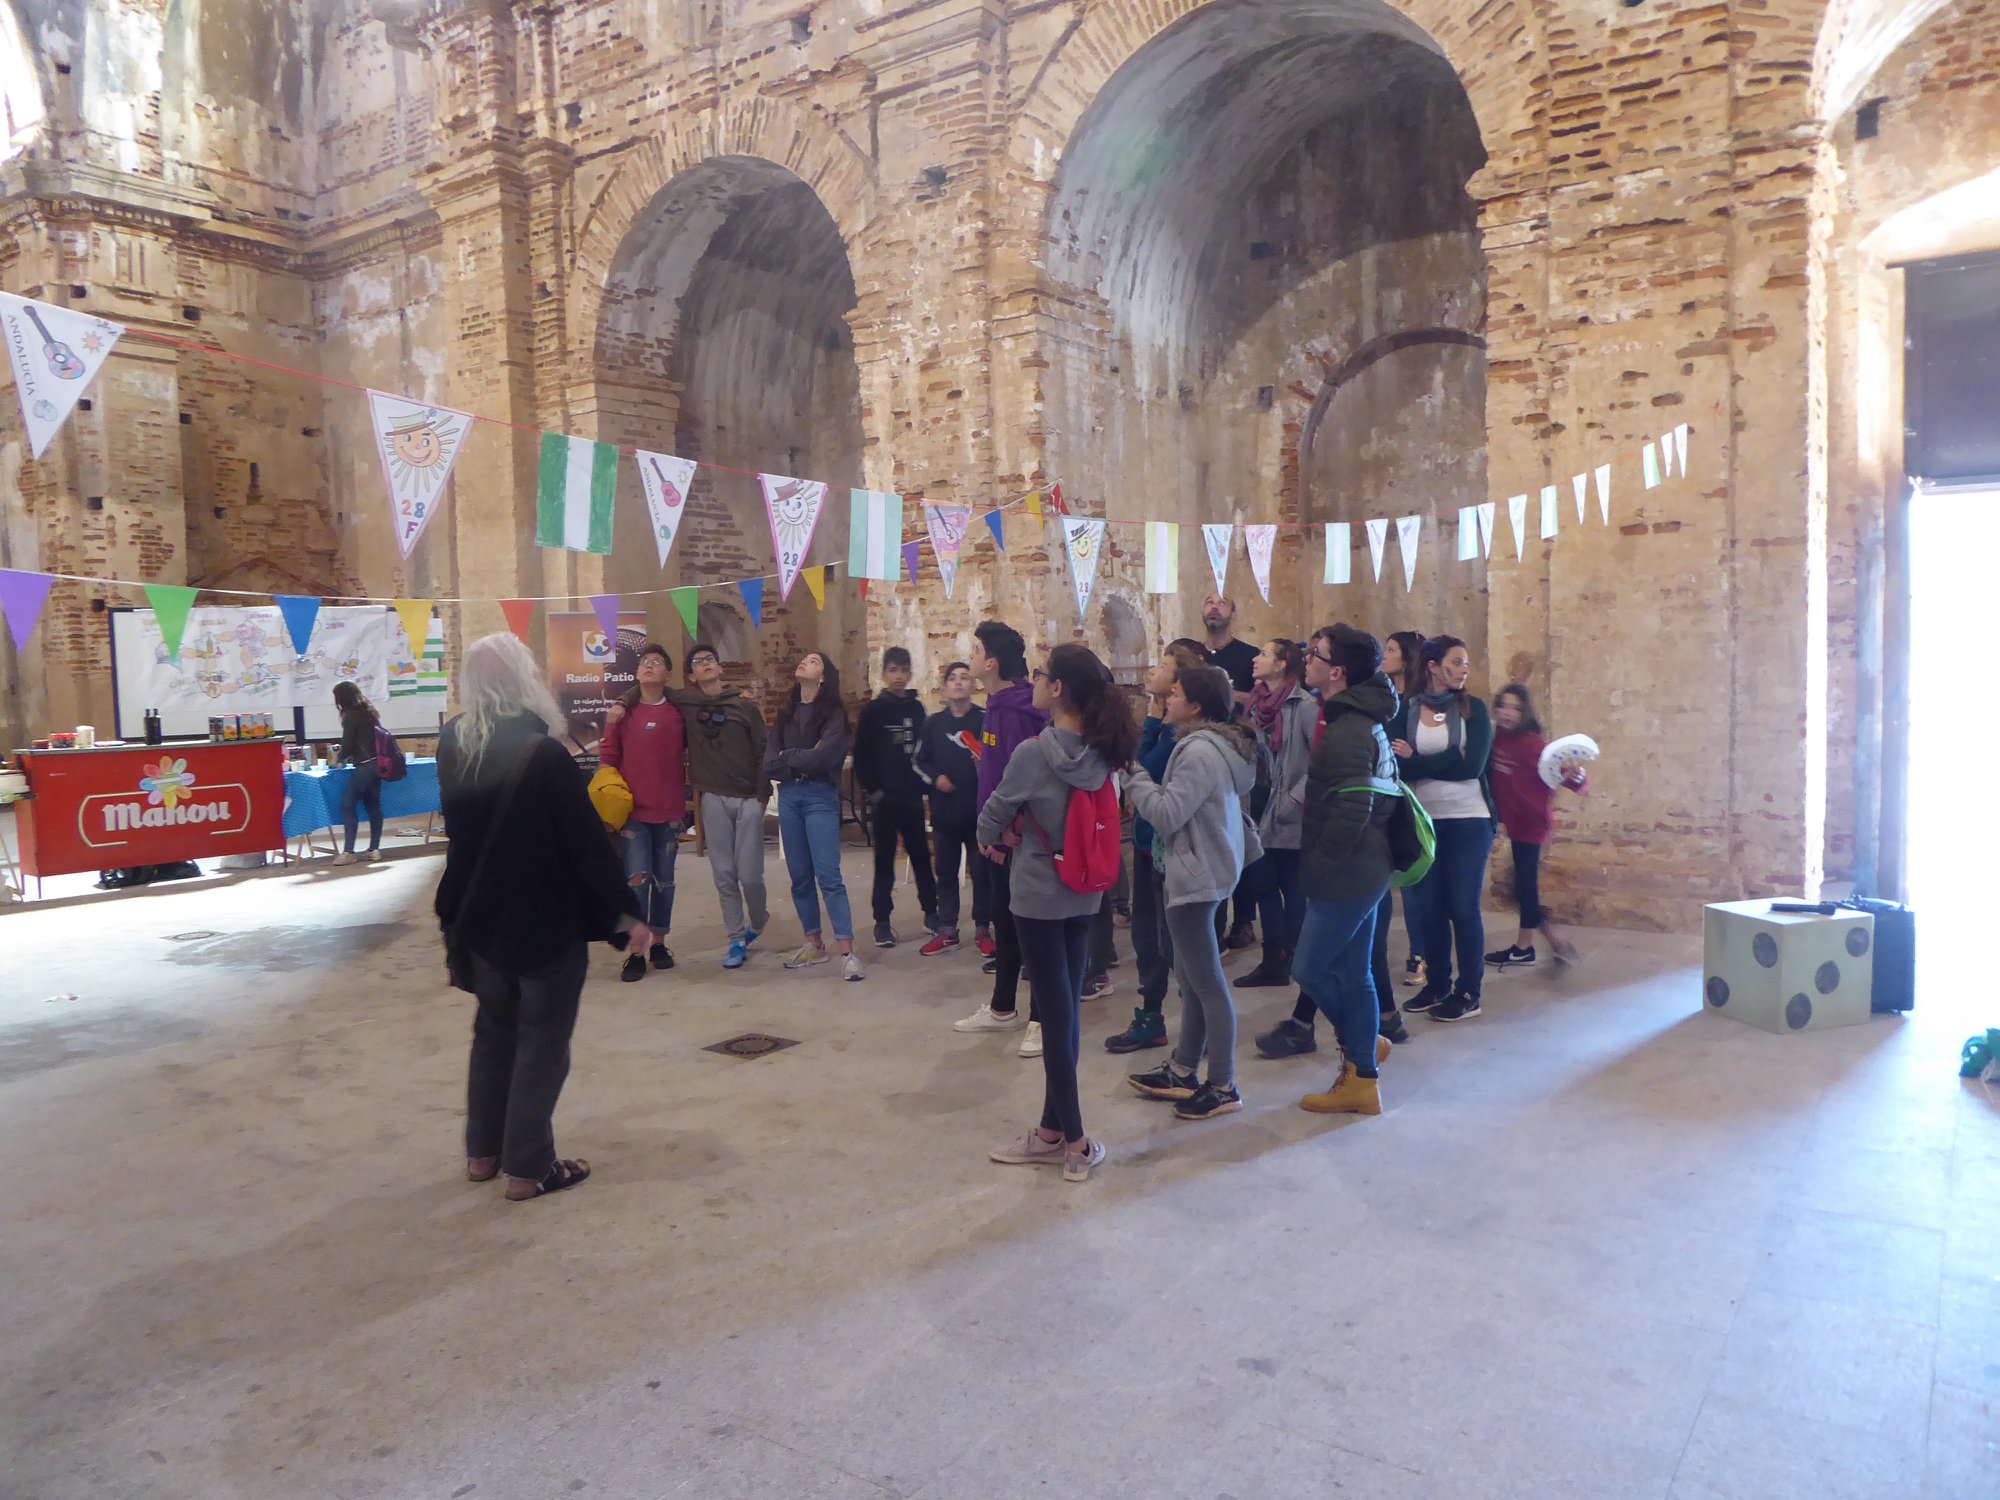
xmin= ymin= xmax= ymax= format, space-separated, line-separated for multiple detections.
xmin=0 ymin=289 xmax=1693 ymax=662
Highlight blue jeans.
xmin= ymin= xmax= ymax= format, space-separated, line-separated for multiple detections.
xmin=1410 ymin=817 xmax=1495 ymax=999
xmin=1247 ymin=847 xmax=1305 ymax=963
xmin=777 ymin=780 xmax=852 ymax=943
xmin=619 ymin=819 xmax=680 ymax=934
xmin=341 ymin=761 xmax=382 ymax=853
xmin=1292 ymin=891 xmax=1383 ymax=1077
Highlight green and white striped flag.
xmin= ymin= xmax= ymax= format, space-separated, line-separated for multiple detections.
xmin=849 ymin=489 xmax=904 ymax=581
xmin=536 ymin=432 xmax=618 ymax=554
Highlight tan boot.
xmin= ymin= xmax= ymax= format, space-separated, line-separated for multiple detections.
xmin=1375 ymin=1034 xmax=1392 ymax=1067
xmin=1301 ymin=1062 xmax=1381 ymax=1116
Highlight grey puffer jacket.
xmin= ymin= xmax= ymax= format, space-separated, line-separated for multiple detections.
xmin=1257 ymin=684 xmax=1317 ymax=851
xmin=974 ymin=724 xmax=1111 ymax=920
xmin=1123 ymin=720 xmax=1264 ymax=907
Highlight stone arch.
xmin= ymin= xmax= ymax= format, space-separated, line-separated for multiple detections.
xmin=1814 ymin=0 xmax=1959 ymax=122
xmin=0 ymin=0 xmax=45 ymax=161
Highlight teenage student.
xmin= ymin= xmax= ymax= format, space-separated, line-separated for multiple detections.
xmin=765 ymin=652 xmax=863 ymax=982
xmin=599 ymin=642 xmax=688 ymax=981
xmin=915 ymin=661 xmax=990 ymax=955
xmin=854 ymin=645 xmax=938 ymax=947
xmin=1486 ymin=682 xmax=1585 ymax=968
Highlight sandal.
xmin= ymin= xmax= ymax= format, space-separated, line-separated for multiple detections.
xmin=505 ymin=1157 xmax=591 ymax=1201
xmin=467 ymin=1156 xmax=499 ymax=1183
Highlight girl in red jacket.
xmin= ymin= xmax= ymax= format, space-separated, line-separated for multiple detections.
xmin=1486 ymin=684 xmax=1584 ymax=969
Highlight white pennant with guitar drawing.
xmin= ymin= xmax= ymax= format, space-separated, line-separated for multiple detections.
xmin=1365 ymin=517 xmax=1390 ymax=582
xmin=1396 ymin=515 xmax=1422 ymax=592
xmin=1063 ymin=517 xmax=1106 ymax=619
xmin=0 ymin=292 xmax=124 ymax=459
xmin=760 ymin=473 xmax=828 ymax=601
xmin=1201 ymin=523 xmax=1233 ymax=597
xmin=1244 ymin=524 xmax=1276 ymax=603
xmin=637 ymin=450 xmax=697 ymax=568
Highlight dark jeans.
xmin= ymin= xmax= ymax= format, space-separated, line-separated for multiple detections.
xmin=466 ymin=944 xmax=588 ymax=1180
xmin=989 ymin=855 xmax=1035 ymax=1020
xmin=1412 ymin=817 xmax=1496 ymax=999
xmin=1294 ymin=887 xmax=1398 ymax=1028
xmin=341 ymin=760 xmax=383 ymax=854
xmin=1016 ymin=912 xmax=1090 ymax=1142
xmin=1248 ymin=848 xmax=1305 ymax=963
xmin=871 ymin=798 xmax=938 ymax=925
xmin=932 ymin=821 xmax=993 ymax=935
xmin=1292 ymin=891 xmax=1382 ymax=1077
xmin=1089 ymin=894 xmax=1117 ymax=975
xmin=1131 ymin=852 xmax=1174 ymax=1011
xmin=1512 ymin=839 xmax=1543 ymax=930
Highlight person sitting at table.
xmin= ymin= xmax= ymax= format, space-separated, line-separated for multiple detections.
xmin=331 ymin=681 xmax=383 ymax=866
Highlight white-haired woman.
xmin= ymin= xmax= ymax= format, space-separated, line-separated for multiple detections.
xmin=435 ymin=633 xmax=649 ymax=1202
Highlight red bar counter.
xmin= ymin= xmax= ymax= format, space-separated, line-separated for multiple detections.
xmin=14 ymin=741 xmax=286 ymax=878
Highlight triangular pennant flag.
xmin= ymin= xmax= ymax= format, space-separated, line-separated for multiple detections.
xmin=536 ymin=432 xmax=618 ymax=555
xmin=144 ymin=584 xmax=198 ymax=663
xmin=1365 ymin=518 xmax=1389 ymax=582
xmin=1202 ymin=523 xmax=1233 ymax=597
xmin=803 ymin=566 xmax=827 ymax=611
xmin=761 ymin=474 xmax=828 ymax=600
xmin=1658 ymin=431 xmax=1678 ymax=479
xmin=858 ymin=577 xmax=869 ymax=604
xmin=1143 ymin=521 xmax=1179 ymax=593
xmin=1324 ymin=522 xmax=1351 ymax=585
xmin=500 ymin=598 xmax=535 ymax=643
xmin=0 ymin=293 xmax=124 ymax=459
xmin=739 ymin=577 xmax=764 ymax=629
xmin=901 ymin=539 xmax=921 ymax=586
xmin=586 ymin=595 xmax=620 ymax=654
xmin=924 ymin=503 xmax=971 ymax=599
xmin=1642 ymin=442 xmax=1662 ymax=489
xmin=393 ymin=599 xmax=435 ymax=661
xmin=669 ymin=587 xmax=699 ymax=639
xmin=0 ymin=568 xmax=55 ymax=649
xmin=1507 ymin=495 xmax=1528 ymax=560
xmin=1047 ymin=483 xmax=1068 ymax=516
xmin=1025 ymin=490 xmax=1044 ymax=522
xmin=1395 ymin=516 xmax=1422 ymax=593
xmin=273 ymin=594 xmax=321 ymax=658
xmin=636 ymin=450 xmax=697 ymax=568
xmin=1572 ymin=472 xmax=1589 ymax=523
xmin=1541 ymin=485 xmax=1560 ymax=540
xmin=1062 ymin=516 xmax=1105 ymax=619
xmin=848 ymin=488 xmax=904 ymax=581
xmin=1244 ymin=524 xmax=1277 ymax=603
xmin=1477 ymin=501 xmax=1497 ymax=558
xmin=368 ymin=391 xmax=473 ymax=559
xmin=1594 ymin=463 xmax=1613 ymax=523
xmin=1671 ymin=423 xmax=1690 ymax=476
xmin=984 ymin=510 xmax=1005 ymax=552
xmin=1457 ymin=506 xmax=1480 ymax=562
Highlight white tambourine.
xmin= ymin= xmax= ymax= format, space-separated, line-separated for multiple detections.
xmin=1538 ymin=733 xmax=1599 ymax=789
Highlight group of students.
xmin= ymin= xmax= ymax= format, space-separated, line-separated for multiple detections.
xmin=428 ymin=607 xmax=1580 ymax=1200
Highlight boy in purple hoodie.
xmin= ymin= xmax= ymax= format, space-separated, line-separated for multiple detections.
xmin=953 ymin=620 xmax=1050 ymax=1042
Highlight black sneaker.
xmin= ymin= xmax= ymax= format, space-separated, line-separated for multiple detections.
xmin=1485 ymin=945 xmax=1536 ymax=969
xmin=1254 ymin=1016 xmax=1318 ymax=1058
xmin=874 ymin=922 xmax=899 ymax=949
xmin=982 ymin=956 xmax=998 ymax=975
xmin=1236 ymin=958 xmax=1293 ymax=988
xmin=1105 ymin=1007 xmax=1168 ymax=1053
xmin=650 ymin=943 xmax=675 ymax=971
xmin=1174 ymin=1080 xmax=1243 ymax=1120
xmin=1082 ymin=972 xmax=1115 ymax=1001
xmin=1225 ymin=921 xmax=1259 ymax=952
xmin=620 ymin=953 xmax=647 ymax=983
xmin=1127 ymin=1062 xmax=1199 ymax=1100
xmin=1430 ymin=992 xmax=1483 ymax=1022
xmin=1378 ymin=1010 xmax=1411 ymax=1046
xmin=1403 ymin=984 xmax=1448 ymax=1014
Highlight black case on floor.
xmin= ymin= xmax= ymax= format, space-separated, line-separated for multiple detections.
xmin=1839 ymin=896 xmax=1915 ymax=1013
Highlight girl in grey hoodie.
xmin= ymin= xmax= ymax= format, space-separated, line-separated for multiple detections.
xmin=977 ymin=644 xmax=1137 ymax=1183
xmin=1120 ymin=664 xmax=1263 ymax=1121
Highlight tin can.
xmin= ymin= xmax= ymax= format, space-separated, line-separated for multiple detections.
xmin=209 ymin=715 xmax=224 ymax=742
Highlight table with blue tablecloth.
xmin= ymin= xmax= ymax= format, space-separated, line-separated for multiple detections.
xmin=282 ymin=758 xmax=442 ymax=849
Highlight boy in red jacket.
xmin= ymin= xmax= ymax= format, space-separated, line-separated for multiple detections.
xmin=600 ymin=643 xmax=688 ymax=981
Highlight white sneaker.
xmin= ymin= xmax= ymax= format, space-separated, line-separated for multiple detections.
xmin=842 ymin=954 xmax=865 ymax=982
xmin=1019 ymin=1021 xmax=1044 ymax=1058
xmin=784 ymin=943 xmax=830 ymax=969
xmin=331 ymin=851 xmax=358 ymax=866
xmin=954 ymin=1004 xmax=1026 ymax=1033
xmin=366 ymin=849 xmax=383 ymax=863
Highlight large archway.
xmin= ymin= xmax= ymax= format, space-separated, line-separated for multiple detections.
xmin=592 ymin=156 xmax=864 ymax=697
xmin=1030 ymin=0 xmax=1488 ymax=652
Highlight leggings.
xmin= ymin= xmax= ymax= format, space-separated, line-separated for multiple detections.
xmin=1166 ymin=900 xmax=1235 ymax=1088
xmin=1512 ymin=840 xmax=1544 ymax=930
xmin=1016 ymin=913 xmax=1090 ymax=1143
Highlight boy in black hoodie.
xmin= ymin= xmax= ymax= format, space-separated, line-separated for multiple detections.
xmin=914 ymin=661 xmax=991 ymax=955
xmin=854 ymin=646 xmax=938 ymax=946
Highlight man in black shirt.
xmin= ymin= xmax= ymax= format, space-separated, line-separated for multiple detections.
xmin=853 ymin=646 xmax=939 ymax=946
xmin=1202 ymin=594 xmax=1258 ymax=707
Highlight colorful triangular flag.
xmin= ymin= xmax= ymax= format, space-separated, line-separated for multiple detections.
xmin=924 ymin=503 xmax=971 ymax=598
xmin=1143 ymin=521 xmax=1179 ymax=593
xmin=848 ymin=488 xmax=904 ymax=582
xmin=1324 ymin=522 xmax=1350 ymax=585
xmin=393 ymin=599 xmax=435 ymax=661
xmin=368 ymin=391 xmax=473 ymax=559
xmin=0 ymin=567 xmax=54 ymax=649
xmin=1572 ymin=473 xmax=1588 ymax=523
xmin=1025 ymin=490 xmax=1044 ymax=522
xmin=636 ymin=450 xmax=697 ymax=568
xmin=669 ymin=587 xmax=699 ymax=639
xmin=1642 ymin=442 xmax=1662 ymax=490
xmin=1457 ymin=506 xmax=1480 ymax=562
xmin=901 ymin=539 xmax=921 ymax=585
xmin=273 ymin=594 xmax=321 ymax=658
xmin=803 ymin=567 xmax=827 ymax=611
xmin=536 ymin=432 xmax=618 ymax=555
xmin=145 ymin=584 xmax=198 ymax=663
xmin=1062 ymin=516 xmax=1105 ymax=619
xmin=1244 ymin=524 xmax=1276 ymax=603
xmin=1476 ymin=501 xmax=1497 ymax=558
xmin=1365 ymin=518 xmax=1389 ymax=582
xmin=500 ymin=598 xmax=535 ymax=643
xmin=985 ymin=510 xmax=1005 ymax=552
xmin=1541 ymin=485 xmax=1559 ymax=539
xmin=586 ymin=595 xmax=619 ymax=654
xmin=1047 ymin=483 xmax=1068 ymax=516
xmin=0 ymin=292 xmax=124 ymax=459
xmin=1202 ymin=523 xmax=1233 ymax=597
xmin=739 ymin=577 xmax=764 ymax=629
xmin=761 ymin=474 xmax=828 ymax=601
xmin=1507 ymin=495 xmax=1528 ymax=560
xmin=1395 ymin=516 xmax=1421 ymax=593
xmin=1595 ymin=463 xmax=1613 ymax=523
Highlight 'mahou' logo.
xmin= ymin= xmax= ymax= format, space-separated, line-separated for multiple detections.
xmin=78 ymin=759 xmax=252 ymax=847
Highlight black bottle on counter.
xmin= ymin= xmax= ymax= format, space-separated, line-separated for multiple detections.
xmin=144 ymin=708 xmax=163 ymax=745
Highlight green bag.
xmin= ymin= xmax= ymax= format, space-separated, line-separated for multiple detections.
xmin=1339 ymin=780 xmax=1436 ymax=888
xmin=1961 ymin=1028 xmax=2000 ymax=1081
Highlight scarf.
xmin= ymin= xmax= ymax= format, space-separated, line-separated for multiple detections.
xmin=1247 ymin=678 xmax=1295 ymax=747
xmin=1414 ymin=689 xmax=1465 ymax=755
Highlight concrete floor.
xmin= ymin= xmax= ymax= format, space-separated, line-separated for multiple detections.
xmin=1 ymin=845 xmax=1995 ymax=1500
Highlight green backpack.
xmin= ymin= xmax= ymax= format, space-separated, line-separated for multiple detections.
xmin=1339 ymin=780 xmax=1436 ymax=888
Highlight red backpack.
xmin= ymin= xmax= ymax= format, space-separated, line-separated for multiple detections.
xmin=1034 ymin=780 xmax=1122 ymax=894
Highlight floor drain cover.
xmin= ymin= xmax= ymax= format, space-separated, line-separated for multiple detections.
xmin=704 ymin=1033 xmax=800 ymax=1059
xmin=167 ymin=931 xmax=220 ymax=942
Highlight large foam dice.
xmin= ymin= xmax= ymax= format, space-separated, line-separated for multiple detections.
xmin=1701 ymin=901 xmax=1875 ymax=1034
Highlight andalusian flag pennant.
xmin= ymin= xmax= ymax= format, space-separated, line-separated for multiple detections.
xmin=848 ymin=488 xmax=903 ymax=581
xmin=1143 ymin=521 xmax=1178 ymax=593
xmin=536 ymin=432 xmax=618 ymax=554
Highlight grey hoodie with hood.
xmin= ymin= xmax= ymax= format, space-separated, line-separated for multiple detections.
xmin=975 ymin=723 xmax=1111 ymax=920
xmin=1123 ymin=719 xmax=1264 ymax=908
